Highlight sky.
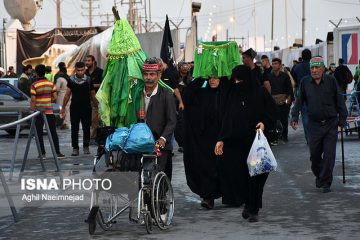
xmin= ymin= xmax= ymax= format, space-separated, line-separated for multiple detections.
xmin=0 ymin=0 xmax=360 ymax=50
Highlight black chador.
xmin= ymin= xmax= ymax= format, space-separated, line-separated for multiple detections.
xmin=218 ymin=65 xmax=277 ymax=210
xmin=183 ymin=77 xmax=230 ymax=202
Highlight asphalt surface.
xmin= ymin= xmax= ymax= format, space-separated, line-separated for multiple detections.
xmin=0 ymin=124 xmax=359 ymax=240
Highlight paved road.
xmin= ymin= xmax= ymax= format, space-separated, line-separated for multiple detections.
xmin=0 ymin=125 xmax=359 ymax=240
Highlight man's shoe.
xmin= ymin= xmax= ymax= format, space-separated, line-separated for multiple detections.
xmin=200 ymin=199 xmax=214 ymax=210
xmin=84 ymin=147 xmax=90 ymax=155
xmin=242 ymin=206 xmax=250 ymax=219
xmin=60 ymin=124 xmax=69 ymax=130
xmin=270 ymin=140 xmax=278 ymax=146
xmin=71 ymin=149 xmax=79 ymax=156
xmin=248 ymin=214 xmax=259 ymax=222
xmin=322 ymin=187 xmax=331 ymax=193
xmin=37 ymin=154 xmax=46 ymax=160
xmin=57 ymin=153 xmax=65 ymax=159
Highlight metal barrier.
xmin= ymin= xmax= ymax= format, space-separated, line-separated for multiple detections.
xmin=0 ymin=110 xmax=61 ymax=222
xmin=0 ymin=111 xmax=61 ymax=175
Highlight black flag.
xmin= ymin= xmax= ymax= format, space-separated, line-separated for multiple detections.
xmin=159 ymin=15 xmax=179 ymax=90
xmin=160 ymin=15 xmax=175 ymax=67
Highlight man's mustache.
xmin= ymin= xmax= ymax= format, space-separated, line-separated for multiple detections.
xmin=144 ymin=80 xmax=155 ymax=84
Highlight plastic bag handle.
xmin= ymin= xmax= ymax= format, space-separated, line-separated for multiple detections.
xmin=256 ymin=128 xmax=262 ymax=140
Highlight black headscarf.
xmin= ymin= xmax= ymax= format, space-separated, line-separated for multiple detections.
xmin=195 ymin=77 xmax=231 ymax=131
xmin=231 ymin=65 xmax=259 ymax=93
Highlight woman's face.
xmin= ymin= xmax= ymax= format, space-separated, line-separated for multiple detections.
xmin=235 ymin=78 xmax=244 ymax=84
xmin=209 ymin=77 xmax=220 ymax=88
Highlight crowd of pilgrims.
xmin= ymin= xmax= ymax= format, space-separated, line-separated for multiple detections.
xmin=159 ymin=48 xmax=291 ymax=223
xmin=166 ymin=44 xmax=358 ymax=221
xmin=10 ymin=44 xmax=333 ymax=223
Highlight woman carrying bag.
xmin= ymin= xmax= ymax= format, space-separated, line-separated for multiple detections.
xmin=214 ymin=65 xmax=278 ymax=222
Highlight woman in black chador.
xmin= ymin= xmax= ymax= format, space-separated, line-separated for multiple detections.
xmin=183 ymin=77 xmax=231 ymax=209
xmin=215 ymin=65 xmax=277 ymax=222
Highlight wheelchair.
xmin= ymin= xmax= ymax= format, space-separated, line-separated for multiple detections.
xmin=85 ymin=127 xmax=175 ymax=234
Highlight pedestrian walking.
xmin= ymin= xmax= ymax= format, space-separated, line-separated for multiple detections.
xmin=261 ymin=54 xmax=272 ymax=93
xmin=242 ymin=48 xmax=261 ymax=83
xmin=290 ymin=57 xmax=348 ymax=193
xmin=85 ymin=55 xmax=103 ymax=144
xmin=291 ymin=49 xmax=312 ymax=143
xmin=140 ymin=57 xmax=176 ymax=179
xmin=269 ymin=58 xmax=294 ymax=142
xmin=30 ymin=64 xmax=65 ymax=159
xmin=18 ymin=64 xmax=33 ymax=97
xmin=61 ymin=62 xmax=95 ymax=156
xmin=45 ymin=66 xmax=54 ymax=83
xmin=55 ymin=62 xmax=71 ymax=129
xmin=334 ymin=58 xmax=353 ymax=95
xmin=4 ymin=66 xmax=17 ymax=78
xmin=184 ymin=41 xmax=240 ymax=210
xmin=214 ymin=65 xmax=277 ymax=222
xmin=172 ymin=62 xmax=193 ymax=153
xmin=327 ymin=63 xmax=336 ymax=76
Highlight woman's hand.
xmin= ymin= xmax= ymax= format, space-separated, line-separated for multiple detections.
xmin=256 ymin=122 xmax=265 ymax=131
xmin=214 ymin=141 xmax=224 ymax=156
xmin=178 ymin=102 xmax=185 ymax=110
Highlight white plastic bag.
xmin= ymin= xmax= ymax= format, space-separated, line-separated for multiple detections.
xmin=247 ymin=129 xmax=277 ymax=177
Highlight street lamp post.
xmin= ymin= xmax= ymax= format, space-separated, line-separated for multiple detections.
xmin=192 ymin=1 xmax=201 ymax=43
xmin=2 ymin=18 xmax=7 ymax=71
xmin=271 ymin=0 xmax=274 ymax=50
xmin=302 ymin=0 xmax=306 ymax=46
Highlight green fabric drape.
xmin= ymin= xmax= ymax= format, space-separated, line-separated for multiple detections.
xmin=96 ymin=19 xmax=147 ymax=128
xmin=192 ymin=41 xmax=241 ymax=79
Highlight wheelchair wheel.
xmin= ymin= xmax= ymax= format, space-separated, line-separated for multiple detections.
xmin=86 ymin=206 xmax=99 ymax=235
xmin=151 ymin=172 xmax=174 ymax=230
xmin=89 ymin=220 xmax=96 ymax=235
xmin=96 ymin=191 xmax=118 ymax=231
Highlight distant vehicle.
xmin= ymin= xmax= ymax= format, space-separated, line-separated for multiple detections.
xmin=0 ymin=78 xmax=19 ymax=88
xmin=0 ymin=80 xmax=61 ymax=135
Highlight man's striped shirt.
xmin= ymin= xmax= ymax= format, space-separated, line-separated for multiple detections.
xmin=31 ymin=78 xmax=56 ymax=114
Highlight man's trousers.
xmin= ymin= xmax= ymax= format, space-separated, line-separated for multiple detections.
xmin=70 ymin=106 xmax=91 ymax=149
xmin=307 ymin=118 xmax=338 ymax=188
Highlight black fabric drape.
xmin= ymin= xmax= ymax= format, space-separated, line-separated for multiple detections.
xmin=160 ymin=15 xmax=174 ymax=66
xmin=16 ymin=27 xmax=107 ymax=73
xmin=160 ymin=15 xmax=179 ymax=89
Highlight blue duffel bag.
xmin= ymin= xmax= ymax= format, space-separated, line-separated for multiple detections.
xmin=105 ymin=127 xmax=129 ymax=152
xmin=124 ymin=123 xmax=155 ymax=154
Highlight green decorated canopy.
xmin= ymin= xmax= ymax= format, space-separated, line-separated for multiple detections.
xmin=96 ymin=19 xmax=174 ymax=128
xmin=192 ymin=41 xmax=241 ymax=79
xmin=96 ymin=19 xmax=147 ymax=128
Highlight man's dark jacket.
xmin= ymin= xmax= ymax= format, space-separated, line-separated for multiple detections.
xmin=292 ymin=60 xmax=311 ymax=89
xmin=145 ymin=85 xmax=177 ymax=151
xmin=334 ymin=64 xmax=352 ymax=93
